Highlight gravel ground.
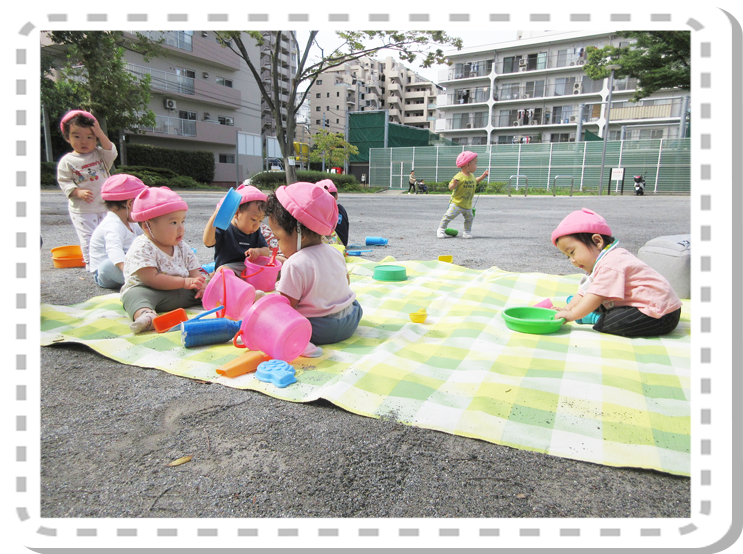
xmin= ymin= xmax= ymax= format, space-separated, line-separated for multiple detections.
xmin=39 ymin=189 xmax=691 ymax=519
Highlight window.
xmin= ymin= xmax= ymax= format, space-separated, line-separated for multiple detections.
xmin=316 ymin=80 xmax=322 ymax=85
xmin=216 ymin=77 xmax=233 ymax=88
xmin=176 ymin=68 xmax=196 ymax=79
xmin=316 ymin=93 xmax=321 ymax=98
xmin=327 ymin=92 xmax=330 ymax=97
xmin=336 ymin=119 xmax=339 ymax=124
xmin=316 ymin=119 xmax=321 ymax=125
xmin=336 ymin=91 xmax=340 ymax=97
xmin=219 ymin=154 xmax=235 ymax=164
xmin=237 ymin=133 xmax=262 ymax=156
xmin=336 ymin=105 xmax=339 ymax=110
xmin=218 ymin=116 xmax=234 ymax=126
xmin=178 ymin=110 xmax=196 ymax=120
xmin=316 ymin=106 xmax=321 ymax=111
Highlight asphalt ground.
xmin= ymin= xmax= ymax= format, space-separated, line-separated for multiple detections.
xmin=39 ymin=189 xmax=691 ymax=519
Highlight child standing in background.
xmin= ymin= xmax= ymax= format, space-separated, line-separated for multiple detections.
xmin=265 ymin=182 xmax=362 ymax=357
xmin=56 ymin=110 xmax=118 ymax=269
xmin=88 ymin=174 xmax=147 ymax=289
xmin=121 ymin=187 xmax=206 ymax=334
xmin=436 ymin=151 xmax=488 ymax=239
xmin=318 ymin=179 xmax=349 ymax=247
xmin=203 ymin=184 xmax=271 ymax=276
xmin=551 ymin=208 xmax=682 ymax=337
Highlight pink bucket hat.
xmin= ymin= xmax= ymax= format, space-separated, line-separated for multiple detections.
xmin=456 ymin=150 xmax=478 ymax=168
xmin=131 ymin=186 xmax=188 ymax=222
xmin=100 ymin=174 xmax=147 ymax=201
xmin=60 ymin=109 xmax=96 ymax=133
xmin=317 ymin=179 xmax=337 ymax=194
xmin=276 ymin=182 xmax=338 ymax=236
xmin=551 ymin=208 xmax=613 ymax=245
xmin=217 ymin=184 xmax=268 ymax=208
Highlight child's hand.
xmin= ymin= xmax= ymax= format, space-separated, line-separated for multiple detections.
xmin=244 ymin=248 xmax=260 ymax=262
xmin=91 ymin=118 xmax=104 ymax=137
xmin=184 ymin=275 xmax=206 ymax=293
xmin=554 ymin=308 xmax=573 ymax=322
xmin=74 ymin=188 xmax=95 ymax=203
xmin=481 ymin=169 xmax=489 ymax=178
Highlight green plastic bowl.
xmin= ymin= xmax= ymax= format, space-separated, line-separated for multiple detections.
xmin=373 ymin=265 xmax=407 ymax=281
xmin=502 ymin=306 xmax=565 ymax=335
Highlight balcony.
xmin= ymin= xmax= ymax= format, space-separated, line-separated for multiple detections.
xmin=140 ymin=115 xmax=196 ymax=137
xmin=137 ymin=31 xmax=193 ymax=52
xmin=128 ymin=63 xmax=195 ymax=95
xmin=135 ymin=116 xmax=237 ymax=145
xmin=443 ymin=113 xmax=490 ymax=130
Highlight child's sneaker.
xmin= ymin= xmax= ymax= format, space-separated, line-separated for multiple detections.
xmin=462 ymin=232 xmax=472 ymax=239
xmin=436 ymin=228 xmax=446 ymax=238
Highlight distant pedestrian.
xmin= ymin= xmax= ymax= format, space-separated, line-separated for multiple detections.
xmin=436 ymin=151 xmax=489 ymax=239
xmin=408 ymin=170 xmax=416 ymax=194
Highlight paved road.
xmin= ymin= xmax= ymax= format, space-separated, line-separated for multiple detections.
xmin=39 ymin=189 xmax=690 ymax=519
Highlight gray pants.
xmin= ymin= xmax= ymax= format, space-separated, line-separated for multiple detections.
xmin=439 ymin=204 xmax=473 ymax=233
xmin=121 ymin=285 xmax=202 ymax=318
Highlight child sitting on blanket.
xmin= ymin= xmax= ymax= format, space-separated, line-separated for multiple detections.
xmin=120 ymin=187 xmax=206 ymax=334
xmin=265 ymin=181 xmax=363 ymax=357
xmin=203 ymin=184 xmax=272 ymax=276
xmin=318 ymin=179 xmax=349 ymax=247
xmin=551 ymin=208 xmax=682 ymax=337
xmin=88 ymin=174 xmax=147 ymax=289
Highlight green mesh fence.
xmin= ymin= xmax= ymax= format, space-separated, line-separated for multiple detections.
xmin=370 ymin=138 xmax=690 ymax=194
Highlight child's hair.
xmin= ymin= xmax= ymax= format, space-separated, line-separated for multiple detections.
xmin=557 ymin=232 xmax=615 ymax=249
xmin=104 ymin=200 xmax=129 ymax=211
xmin=61 ymin=112 xmax=96 ymax=140
xmin=265 ymin=193 xmax=322 ymax=240
xmin=239 ymin=199 xmax=266 ymax=214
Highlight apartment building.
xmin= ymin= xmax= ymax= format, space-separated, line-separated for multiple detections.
xmin=259 ymin=32 xmax=299 ymax=140
xmin=436 ymin=31 xmax=690 ymax=145
xmin=41 ymin=31 xmax=267 ymax=185
xmin=308 ymin=55 xmax=442 ymax=138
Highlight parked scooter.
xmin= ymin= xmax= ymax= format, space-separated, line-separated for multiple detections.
xmin=634 ymin=175 xmax=646 ymax=196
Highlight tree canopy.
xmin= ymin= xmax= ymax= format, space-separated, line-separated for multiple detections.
xmin=583 ymin=31 xmax=690 ymax=101
xmin=309 ymin=129 xmax=359 ymax=168
xmin=215 ymin=31 xmax=462 ymax=184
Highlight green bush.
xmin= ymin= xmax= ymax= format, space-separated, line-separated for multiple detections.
xmin=41 ymin=162 xmax=57 ymax=187
xmin=126 ymin=144 xmax=214 ymax=183
xmin=249 ymin=170 xmax=358 ymax=190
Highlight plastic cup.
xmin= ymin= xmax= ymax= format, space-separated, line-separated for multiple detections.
xmin=202 ymin=267 xmax=256 ymax=320
xmin=233 ymin=294 xmax=312 ymax=361
xmin=365 ymin=236 xmax=388 ymax=245
xmin=213 ymin=187 xmax=241 ymax=230
xmin=242 ymin=256 xmax=282 ymax=292
xmin=181 ymin=318 xmax=242 ymax=348
xmin=438 ymin=255 xmax=453 ymax=263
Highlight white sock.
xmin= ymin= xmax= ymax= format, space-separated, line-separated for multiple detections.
xmin=130 ymin=309 xmax=156 ymax=334
xmin=301 ymin=342 xmax=323 ymax=358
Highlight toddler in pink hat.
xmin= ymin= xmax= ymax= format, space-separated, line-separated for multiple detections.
xmin=88 ymin=174 xmax=148 ymax=289
xmin=551 ymin=208 xmax=682 ymax=337
xmin=120 ymin=187 xmax=206 ymax=333
xmin=265 ymin=182 xmax=363 ymax=357
xmin=56 ymin=109 xmax=118 ymax=269
xmin=436 ymin=150 xmax=489 ymax=239
xmin=318 ymin=179 xmax=350 ymax=247
xmin=203 ymin=184 xmax=272 ymax=276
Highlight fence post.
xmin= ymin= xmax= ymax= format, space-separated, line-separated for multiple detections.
xmin=655 ymin=138 xmax=663 ymax=193
xmin=580 ymin=141 xmax=587 ymax=191
xmin=615 ymin=140 xmax=624 ymax=193
xmin=435 ymin=146 xmax=439 ymax=183
xmin=547 ymin=142 xmax=553 ymax=189
xmin=488 ymin=144 xmax=492 ymax=183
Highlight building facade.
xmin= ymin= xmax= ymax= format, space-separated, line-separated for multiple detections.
xmin=259 ymin=32 xmax=299 ymax=140
xmin=436 ymin=31 xmax=690 ymax=145
xmin=42 ymin=31 xmax=268 ymax=185
xmin=308 ymin=55 xmax=442 ymax=139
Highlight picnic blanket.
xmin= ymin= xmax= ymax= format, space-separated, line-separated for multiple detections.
xmin=41 ymin=257 xmax=691 ymax=476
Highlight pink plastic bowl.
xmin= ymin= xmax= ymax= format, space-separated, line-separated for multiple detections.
xmin=233 ymin=294 xmax=311 ymax=361
xmin=242 ymin=256 xmax=282 ymax=292
xmin=202 ymin=267 xmax=256 ymax=320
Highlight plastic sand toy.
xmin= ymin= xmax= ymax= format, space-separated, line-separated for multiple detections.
xmin=502 ymin=306 xmax=565 ymax=335
xmin=255 ymin=360 xmax=297 ymax=388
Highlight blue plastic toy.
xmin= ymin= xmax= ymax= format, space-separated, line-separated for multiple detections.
xmin=365 ymin=236 xmax=388 ymax=246
xmin=255 ymin=360 xmax=297 ymax=388
xmin=346 ymin=249 xmax=373 ymax=256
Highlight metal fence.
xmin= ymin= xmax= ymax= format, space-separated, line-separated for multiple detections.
xmin=369 ymin=139 xmax=690 ymax=194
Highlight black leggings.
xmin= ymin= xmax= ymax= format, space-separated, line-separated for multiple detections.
xmin=408 ymin=181 xmax=416 ymax=193
xmin=593 ymin=306 xmax=681 ymax=338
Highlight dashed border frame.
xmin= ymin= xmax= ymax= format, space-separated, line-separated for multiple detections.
xmin=6 ymin=4 xmax=741 ymax=552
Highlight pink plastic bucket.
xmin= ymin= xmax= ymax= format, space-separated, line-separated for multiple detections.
xmin=202 ymin=267 xmax=256 ymax=320
xmin=241 ymin=256 xmax=282 ymax=292
xmin=233 ymin=294 xmax=311 ymax=361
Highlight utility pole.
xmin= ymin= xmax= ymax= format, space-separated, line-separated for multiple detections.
xmin=322 ymin=113 xmax=326 ymax=172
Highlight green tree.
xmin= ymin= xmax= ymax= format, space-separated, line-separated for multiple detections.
xmin=583 ymin=31 xmax=690 ymax=101
xmin=215 ymin=31 xmax=462 ymax=185
xmin=309 ymin=129 xmax=359 ymax=168
xmin=43 ymin=32 xmax=164 ymax=136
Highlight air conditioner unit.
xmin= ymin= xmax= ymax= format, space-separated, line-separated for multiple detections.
xmin=570 ymin=116 xmax=577 ymax=122
xmin=570 ymin=62 xmax=575 ymax=66
xmin=519 ymin=67 xmax=527 ymax=72
xmin=573 ymin=82 xmax=582 ymax=89
xmin=202 ymin=72 xmax=209 ymax=79
xmin=201 ymin=31 xmax=209 ymax=37
xmin=530 ymin=120 xmax=537 ymax=125
xmin=225 ymin=117 xmax=234 ymax=125
xmin=513 ymin=121 xmax=520 ymax=126
xmin=518 ymin=59 xmax=527 ymax=66
xmin=164 ymin=98 xmax=177 ymax=110
xmin=569 ymin=132 xmax=576 ymax=139
xmin=203 ymin=112 xmax=211 ymax=120
xmin=578 ymin=59 xmax=585 ymax=65
xmin=523 ymin=94 xmax=531 ymax=99
xmin=573 ymin=86 xmax=583 ymax=94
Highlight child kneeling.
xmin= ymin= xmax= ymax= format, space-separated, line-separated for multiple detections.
xmin=266 ymin=182 xmax=363 ymax=357
xmin=551 ymin=208 xmax=681 ymax=337
xmin=121 ymin=187 xmax=206 ymax=334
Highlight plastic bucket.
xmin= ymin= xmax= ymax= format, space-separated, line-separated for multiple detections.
xmin=181 ymin=318 xmax=242 ymax=348
xmin=233 ymin=294 xmax=311 ymax=361
xmin=365 ymin=236 xmax=388 ymax=246
xmin=242 ymin=256 xmax=282 ymax=292
xmin=202 ymin=267 xmax=256 ymax=320
xmin=213 ymin=187 xmax=241 ymax=230
xmin=51 ymin=245 xmax=85 ymax=268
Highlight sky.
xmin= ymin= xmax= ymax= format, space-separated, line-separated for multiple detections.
xmin=296 ymin=30 xmax=520 ymax=86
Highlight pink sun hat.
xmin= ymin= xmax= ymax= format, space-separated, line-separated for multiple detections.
xmin=456 ymin=150 xmax=478 ymax=168
xmin=317 ymin=179 xmax=337 ymax=194
xmin=131 ymin=186 xmax=188 ymax=222
xmin=216 ymin=184 xmax=268 ymax=209
xmin=60 ymin=109 xmax=97 ymax=133
xmin=551 ymin=208 xmax=613 ymax=245
xmin=276 ymin=182 xmax=338 ymax=236
xmin=100 ymin=174 xmax=148 ymax=201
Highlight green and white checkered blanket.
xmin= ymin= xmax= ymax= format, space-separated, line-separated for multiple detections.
xmin=41 ymin=257 xmax=691 ymax=476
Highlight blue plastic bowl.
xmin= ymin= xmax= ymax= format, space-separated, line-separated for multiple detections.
xmin=213 ymin=188 xmax=241 ymax=230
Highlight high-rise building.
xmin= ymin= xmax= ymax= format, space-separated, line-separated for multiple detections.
xmin=436 ymin=31 xmax=690 ymax=145
xmin=259 ymin=32 xmax=299 ymax=141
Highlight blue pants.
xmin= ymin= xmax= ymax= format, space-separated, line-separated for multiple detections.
xmin=308 ymin=300 xmax=363 ymax=345
xmin=94 ymin=259 xmax=125 ymax=289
